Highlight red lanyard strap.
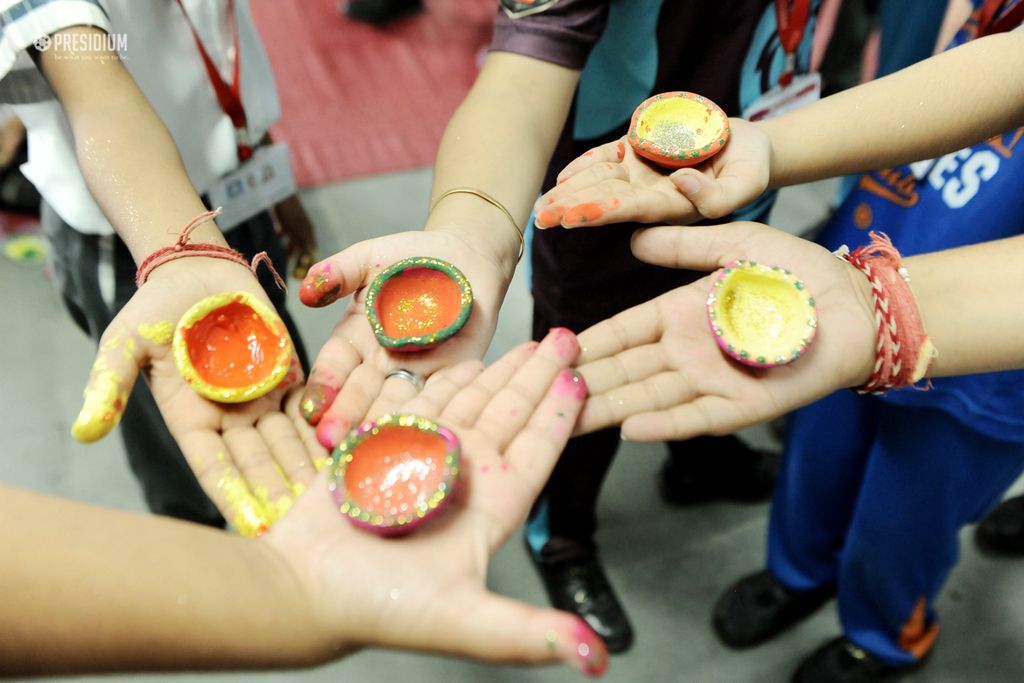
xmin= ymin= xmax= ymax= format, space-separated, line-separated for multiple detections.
xmin=176 ymin=0 xmax=251 ymax=158
xmin=978 ymin=0 xmax=1024 ymax=36
xmin=775 ymin=0 xmax=811 ymax=55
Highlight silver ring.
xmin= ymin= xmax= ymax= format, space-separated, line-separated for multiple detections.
xmin=385 ymin=368 xmax=425 ymax=391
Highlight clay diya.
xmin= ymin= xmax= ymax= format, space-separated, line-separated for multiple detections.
xmin=365 ymin=257 xmax=473 ymax=351
xmin=628 ymin=91 xmax=730 ymax=169
xmin=172 ymin=291 xmax=292 ymax=403
xmin=328 ymin=414 xmax=460 ymax=535
xmin=706 ymin=260 xmax=818 ymax=368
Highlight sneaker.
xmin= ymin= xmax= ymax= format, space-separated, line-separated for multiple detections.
xmin=713 ymin=569 xmax=834 ymax=648
xmin=975 ymin=494 xmax=1024 ymax=556
xmin=529 ymin=550 xmax=635 ymax=653
xmin=792 ymin=637 xmax=924 ymax=683
xmin=660 ymin=435 xmax=780 ymax=506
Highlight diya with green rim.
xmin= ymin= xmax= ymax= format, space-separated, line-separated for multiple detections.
xmin=706 ymin=260 xmax=818 ymax=368
xmin=628 ymin=91 xmax=730 ymax=169
xmin=365 ymin=256 xmax=473 ymax=351
xmin=328 ymin=413 xmax=461 ymax=535
xmin=172 ymin=291 xmax=292 ymax=403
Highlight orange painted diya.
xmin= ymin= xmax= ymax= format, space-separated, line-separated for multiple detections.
xmin=365 ymin=257 xmax=473 ymax=351
xmin=628 ymin=91 xmax=730 ymax=169
xmin=706 ymin=260 xmax=818 ymax=368
xmin=172 ymin=292 xmax=292 ymax=403
xmin=329 ymin=414 xmax=460 ymax=535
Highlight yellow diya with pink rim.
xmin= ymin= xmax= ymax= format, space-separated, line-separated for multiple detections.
xmin=706 ymin=260 xmax=818 ymax=368
xmin=172 ymin=291 xmax=292 ymax=403
xmin=628 ymin=91 xmax=730 ymax=169
xmin=365 ymin=256 xmax=473 ymax=351
xmin=329 ymin=414 xmax=461 ymax=535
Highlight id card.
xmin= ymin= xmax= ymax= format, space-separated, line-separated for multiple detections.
xmin=742 ymin=72 xmax=822 ymax=122
xmin=206 ymin=143 xmax=297 ymax=230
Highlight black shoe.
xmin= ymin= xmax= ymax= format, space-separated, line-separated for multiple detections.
xmin=344 ymin=0 xmax=423 ymax=25
xmin=530 ymin=551 xmax=635 ymax=653
xmin=975 ymin=494 xmax=1024 ymax=556
xmin=713 ymin=570 xmax=834 ymax=648
xmin=792 ymin=637 xmax=924 ymax=683
xmin=660 ymin=435 xmax=780 ymax=506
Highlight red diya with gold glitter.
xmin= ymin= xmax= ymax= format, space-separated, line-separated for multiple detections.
xmin=329 ymin=414 xmax=460 ymax=535
xmin=628 ymin=91 xmax=730 ymax=169
xmin=706 ymin=260 xmax=818 ymax=367
xmin=365 ymin=257 xmax=473 ymax=351
xmin=172 ymin=291 xmax=292 ymax=403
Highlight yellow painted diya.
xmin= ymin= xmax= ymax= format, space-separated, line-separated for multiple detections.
xmin=329 ymin=414 xmax=460 ymax=535
xmin=628 ymin=91 xmax=730 ymax=169
xmin=365 ymin=257 xmax=473 ymax=351
xmin=706 ymin=260 xmax=817 ymax=368
xmin=172 ymin=292 xmax=292 ymax=403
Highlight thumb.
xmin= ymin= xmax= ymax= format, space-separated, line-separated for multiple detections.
xmin=72 ymin=324 xmax=146 ymax=443
xmin=630 ymin=222 xmax=770 ymax=271
xmin=670 ymin=166 xmax=763 ymax=220
xmin=432 ymin=591 xmax=609 ymax=676
xmin=298 ymin=239 xmax=374 ymax=308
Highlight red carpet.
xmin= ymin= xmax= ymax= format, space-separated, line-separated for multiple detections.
xmin=250 ymin=0 xmax=496 ymax=188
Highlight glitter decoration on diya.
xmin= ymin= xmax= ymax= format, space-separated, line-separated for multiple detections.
xmin=628 ymin=91 xmax=730 ymax=169
xmin=365 ymin=257 xmax=473 ymax=351
xmin=706 ymin=260 xmax=818 ymax=368
xmin=172 ymin=291 xmax=292 ymax=403
xmin=328 ymin=414 xmax=460 ymax=535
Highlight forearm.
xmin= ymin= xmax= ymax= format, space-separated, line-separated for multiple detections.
xmin=40 ymin=26 xmax=225 ymax=263
xmin=904 ymin=236 xmax=1024 ymax=378
xmin=762 ymin=30 xmax=1024 ymax=187
xmin=426 ymin=51 xmax=579 ymax=276
xmin=0 ymin=484 xmax=331 ymax=676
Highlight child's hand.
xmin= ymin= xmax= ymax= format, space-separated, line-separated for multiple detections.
xmin=72 ymin=258 xmax=327 ymax=536
xmin=575 ymin=222 xmax=877 ymax=441
xmin=264 ymin=328 xmax=608 ymax=676
xmin=534 ymin=119 xmax=772 ymax=228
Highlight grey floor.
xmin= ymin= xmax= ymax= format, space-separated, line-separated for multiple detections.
xmin=3 ymin=171 xmax=1023 ymax=682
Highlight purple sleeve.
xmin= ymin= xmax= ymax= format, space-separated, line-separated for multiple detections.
xmin=489 ymin=0 xmax=610 ymax=70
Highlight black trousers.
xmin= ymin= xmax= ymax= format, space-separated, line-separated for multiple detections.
xmin=44 ymin=204 xmax=308 ymax=526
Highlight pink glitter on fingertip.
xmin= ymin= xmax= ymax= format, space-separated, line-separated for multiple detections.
xmin=571 ymin=618 xmax=608 ymax=677
xmin=553 ymin=369 xmax=587 ymax=400
xmin=547 ymin=327 xmax=579 ymax=361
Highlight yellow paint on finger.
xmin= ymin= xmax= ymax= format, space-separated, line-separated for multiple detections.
xmin=71 ymin=365 xmax=127 ymax=443
xmin=218 ymin=471 xmax=272 ymax=538
xmin=138 ymin=321 xmax=174 ymax=345
xmin=313 ymin=455 xmax=331 ymax=473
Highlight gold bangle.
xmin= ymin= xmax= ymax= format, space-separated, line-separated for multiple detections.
xmin=430 ymin=187 xmax=525 ymax=262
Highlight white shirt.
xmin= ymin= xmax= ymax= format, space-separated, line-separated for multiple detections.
xmin=0 ymin=0 xmax=280 ymax=234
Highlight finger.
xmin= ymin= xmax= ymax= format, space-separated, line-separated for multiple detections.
xmin=541 ymin=158 xmax=627 ymax=207
xmin=441 ymin=340 xmax=539 ymax=427
xmin=300 ymin=331 xmax=361 ymax=424
xmin=556 ymin=138 xmax=626 ymax=183
xmin=535 ymin=164 xmax=628 ymax=228
xmin=576 ymin=341 xmax=668 ymax=395
xmin=365 ymin=370 xmax=425 ymax=421
xmin=398 ymin=360 xmax=484 ymax=420
xmin=671 ymin=161 xmax=768 ymax=220
xmin=415 ymin=591 xmax=607 ymax=676
xmin=179 ymin=431 xmax=272 ymax=537
xmin=576 ymin=300 xmax=664 ymax=364
xmin=472 ymin=328 xmax=579 ymax=453
xmin=285 ymin=388 xmax=333 ymax=474
xmin=630 ymin=222 xmax=766 ymax=270
xmin=256 ymin=412 xmax=317 ymax=494
xmin=559 ymin=183 xmax=696 ymax=228
xmin=72 ymin=325 xmax=146 ymax=443
xmin=298 ymin=239 xmax=375 ymax=308
xmin=621 ymin=394 xmax=741 ymax=442
xmin=223 ymin=426 xmax=296 ymax=523
xmin=315 ymin=364 xmax=385 ymax=449
xmin=575 ymin=370 xmax=696 ymax=436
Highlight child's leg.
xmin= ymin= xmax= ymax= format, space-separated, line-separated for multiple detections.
xmin=837 ymin=405 xmax=1024 ymax=665
xmin=767 ymin=390 xmax=878 ymax=591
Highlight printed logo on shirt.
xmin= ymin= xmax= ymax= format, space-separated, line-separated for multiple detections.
xmin=501 ymin=0 xmax=560 ymax=19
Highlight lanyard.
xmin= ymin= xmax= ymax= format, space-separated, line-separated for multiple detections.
xmin=775 ymin=0 xmax=811 ymax=86
xmin=977 ymin=0 xmax=1024 ymax=36
xmin=176 ymin=0 xmax=252 ymax=160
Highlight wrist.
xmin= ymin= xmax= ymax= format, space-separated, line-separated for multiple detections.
xmin=425 ymin=191 xmax=522 ymax=278
xmin=843 ymin=260 xmax=878 ymax=388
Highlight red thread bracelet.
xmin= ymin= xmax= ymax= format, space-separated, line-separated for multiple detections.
xmin=839 ymin=231 xmax=936 ymax=394
xmin=135 ymin=208 xmax=285 ymax=290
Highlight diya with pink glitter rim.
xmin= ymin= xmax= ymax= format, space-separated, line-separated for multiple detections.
xmin=706 ymin=260 xmax=818 ymax=368
xmin=329 ymin=414 xmax=460 ymax=535
xmin=628 ymin=91 xmax=730 ymax=169
xmin=172 ymin=291 xmax=292 ymax=403
xmin=365 ymin=257 xmax=473 ymax=351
